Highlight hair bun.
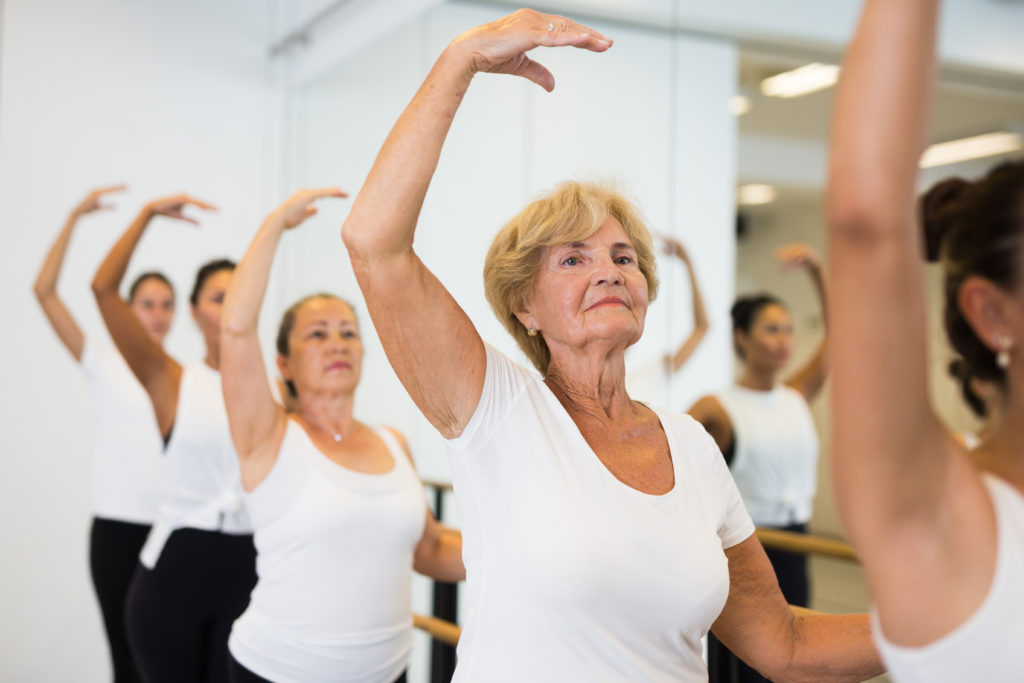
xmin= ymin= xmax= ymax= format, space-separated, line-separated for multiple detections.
xmin=920 ymin=177 xmax=971 ymax=262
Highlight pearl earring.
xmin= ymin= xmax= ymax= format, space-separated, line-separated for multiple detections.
xmin=994 ymin=334 xmax=1013 ymax=370
xmin=527 ymin=326 xmax=537 ymax=337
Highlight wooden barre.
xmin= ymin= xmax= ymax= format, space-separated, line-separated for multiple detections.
xmin=421 ymin=480 xmax=454 ymax=492
xmin=756 ymin=528 xmax=858 ymax=562
xmin=413 ymin=612 xmax=462 ymax=646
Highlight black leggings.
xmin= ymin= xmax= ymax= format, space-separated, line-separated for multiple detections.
xmin=229 ymin=657 xmax=408 ymax=683
xmin=734 ymin=522 xmax=810 ymax=683
xmin=89 ymin=517 xmax=152 ymax=683
xmin=125 ymin=528 xmax=257 ymax=683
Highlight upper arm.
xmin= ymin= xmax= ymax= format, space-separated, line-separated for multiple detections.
xmin=221 ymin=327 xmax=285 ymax=459
xmin=711 ymin=535 xmax=795 ymax=680
xmin=93 ymin=290 xmax=180 ymax=434
xmin=347 ymin=248 xmax=486 ymax=439
xmin=35 ymin=292 xmax=84 ymax=361
xmin=688 ymin=396 xmax=733 ymax=455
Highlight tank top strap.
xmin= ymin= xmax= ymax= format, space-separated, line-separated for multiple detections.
xmin=372 ymin=425 xmax=414 ymax=477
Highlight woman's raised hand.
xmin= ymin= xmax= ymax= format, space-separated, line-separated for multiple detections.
xmin=272 ymin=187 xmax=348 ymax=230
xmin=144 ymin=194 xmax=218 ymax=225
xmin=449 ymin=8 xmax=612 ymax=92
xmin=73 ymin=184 xmax=127 ymax=217
xmin=660 ymin=234 xmax=691 ymax=263
xmin=775 ymin=243 xmax=822 ymax=274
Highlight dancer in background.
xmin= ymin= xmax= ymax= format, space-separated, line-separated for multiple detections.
xmin=827 ymin=0 xmax=1024 ymax=679
xmin=221 ymin=188 xmax=464 ymax=683
xmin=689 ymin=243 xmax=827 ymax=607
xmin=92 ymin=195 xmax=255 ymax=683
xmin=342 ymin=9 xmax=880 ymax=681
xmin=34 ymin=185 xmax=171 ymax=683
xmin=661 ymin=236 xmax=709 ymax=374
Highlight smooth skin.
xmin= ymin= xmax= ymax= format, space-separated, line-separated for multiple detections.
xmin=689 ymin=243 xmax=828 ymax=456
xmin=827 ymin=0 xmax=1011 ymax=647
xmin=220 ymin=189 xmax=464 ymax=583
xmin=34 ymin=186 xmax=175 ymax=359
xmin=342 ymin=9 xmax=880 ymax=681
xmin=92 ymin=194 xmax=219 ymax=438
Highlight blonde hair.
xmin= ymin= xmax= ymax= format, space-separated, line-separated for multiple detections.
xmin=483 ymin=181 xmax=659 ymax=373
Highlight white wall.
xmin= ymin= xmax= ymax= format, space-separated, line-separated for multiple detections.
xmin=0 ymin=1 xmax=277 ymax=679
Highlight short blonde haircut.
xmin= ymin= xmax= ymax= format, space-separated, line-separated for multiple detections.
xmin=483 ymin=181 xmax=659 ymax=374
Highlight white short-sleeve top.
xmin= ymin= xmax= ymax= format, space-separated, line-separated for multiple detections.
xmin=445 ymin=343 xmax=755 ymax=682
xmin=873 ymin=473 xmax=1024 ymax=682
xmin=80 ymin=339 xmax=163 ymax=524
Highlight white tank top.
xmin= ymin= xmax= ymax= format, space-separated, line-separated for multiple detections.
xmin=873 ymin=474 xmax=1024 ymax=681
xmin=228 ymin=420 xmax=426 ymax=683
xmin=716 ymin=385 xmax=819 ymax=526
xmin=139 ymin=362 xmax=252 ymax=568
xmin=81 ymin=340 xmax=162 ymax=524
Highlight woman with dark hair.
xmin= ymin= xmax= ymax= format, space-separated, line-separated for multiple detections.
xmin=33 ymin=186 xmax=174 ymax=683
xmin=341 ymin=9 xmax=879 ymax=681
xmin=827 ymin=0 xmax=1024 ymax=679
xmin=220 ymin=188 xmax=464 ymax=683
xmin=689 ymin=243 xmax=828 ymax=611
xmin=92 ymin=194 xmax=256 ymax=683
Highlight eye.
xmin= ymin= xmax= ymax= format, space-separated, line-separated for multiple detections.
xmin=562 ymin=256 xmax=579 ymax=266
xmin=342 ymin=330 xmax=359 ymax=339
xmin=210 ymin=293 xmax=224 ymax=304
xmin=614 ymin=255 xmax=633 ymax=265
xmin=309 ymin=330 xmax=326 ymax=339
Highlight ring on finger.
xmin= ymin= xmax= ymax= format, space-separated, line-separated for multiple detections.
xmin=547 ymin=22 xmax=554 ymax=31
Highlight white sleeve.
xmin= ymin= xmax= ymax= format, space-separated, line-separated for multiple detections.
xmin=444 ymin=342 xmax=533 ymax=458
xmin=690 ymin=416 xmax=755 ymax=549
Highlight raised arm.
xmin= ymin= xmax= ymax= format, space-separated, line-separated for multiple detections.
xmin=33 ymin=185 xmax=125 ymax=361
xmin=221 ymin=189 xmax=347 ymax=472
xmin=92 ymin=194 xmax=216 ymax=436
xmin=341 ymin=9 xmax=611 ymax=439
xmin=779 ymin=244 xmax=829 ymax=400
xmin=662 ymin=237 xmax=709 ymax=373
xmin=827 ymin=0 xmax=994 ymax=645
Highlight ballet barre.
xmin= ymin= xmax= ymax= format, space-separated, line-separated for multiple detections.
xmin=755 ymin=527 xmax=859 ymax=562
xmin=413 ymin=613 xmax=462 ymax=647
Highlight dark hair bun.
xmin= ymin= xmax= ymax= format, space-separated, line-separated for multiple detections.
xmin=921 ymin=177 xmax=971 ymax=262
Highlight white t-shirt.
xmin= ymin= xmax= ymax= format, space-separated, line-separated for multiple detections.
xmin=80 ymin=339 xmax=163 ymax=524
xmin=716 ymin=385 xmax=819 ymax=526
xmin=229 ymin=421 xmax=426 ymax=683
xmin=139 ymin=362 xmax=251 ymax=568
xmin=445 ymin=343 xmax=755 ymax=682
xmin=872 ymin=473 xmax=1024 ymax=682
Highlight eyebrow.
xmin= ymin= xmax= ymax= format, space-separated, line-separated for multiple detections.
xmin=560 ymin=241 xmax=636 ymax=251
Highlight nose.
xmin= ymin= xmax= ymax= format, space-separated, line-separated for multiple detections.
xmin=592 ymin=254 xmax=624 ymax=287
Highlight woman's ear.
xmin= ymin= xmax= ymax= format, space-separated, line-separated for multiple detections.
xmin=276 ymin=353 xmax=290 ymax=382
xmin=958 ymin=276 xmax=1016 ymax=354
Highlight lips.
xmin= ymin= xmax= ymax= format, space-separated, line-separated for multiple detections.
xmin=586 ymin=297 xmax=628 ymax=311
xmin=326 ymin=361 xmax=351 ymax=371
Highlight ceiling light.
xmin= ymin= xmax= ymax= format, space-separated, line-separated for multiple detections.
xmin=729 ymin=94 xmax=751 ymax=116
xmin=760 ymin=63 xmax=840 ymax=98
xmin=738 ymin=184 xmax=777 ymax=206
xmin=920 ymin=131 xmax=1023 ymax=168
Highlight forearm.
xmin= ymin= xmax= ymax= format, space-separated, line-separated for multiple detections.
xmin=782 ymin=613 xmax=883 ymax=683
xmin=34 ymin=212 xmax=80 ymax=299
xmin=222 ymin=212 xmax=285 ymax=338
xmin=92 ymin=206 xmax=154 ymax=297
xmin=342 ymin=46 xmax=474 ymax=260
xmin=414 ymin=526 xmax=465 ymax=583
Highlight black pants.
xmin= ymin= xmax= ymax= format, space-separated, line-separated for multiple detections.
xmin=733 ymin=522 xmax=810 ymax=683
xmin=229 ymin=656 xmax=408 ymax=683
xmin=125 ymin=528 xmax=257 ymax=683
xmin=90 ymin=517 xmax=152 ymax=683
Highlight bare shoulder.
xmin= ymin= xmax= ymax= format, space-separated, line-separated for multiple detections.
xmin=383 ymin=424 xmax=416 ymax=465
xmin=688 ymin=394 xmax=728 ymax=427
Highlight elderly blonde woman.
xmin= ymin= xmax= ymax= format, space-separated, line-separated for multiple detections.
xmin=342 ymin=9 xmax=882 ymax=682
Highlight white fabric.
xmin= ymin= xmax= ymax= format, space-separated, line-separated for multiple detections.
xmin=716 ymin=385 xmax=819 ymax=526
xmin=873 ymin=473 xmax=1024 ymax=682
xmin=229 ymin=421 xmax=426 ymax=683
xmin=445 ymin=343 xmax=755 ymax=682
xmin=139 ymin=362 xmax=251 ymax=568
xmin=80 ymin=340 xmax=163 ymax=524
